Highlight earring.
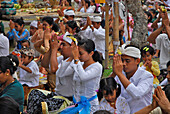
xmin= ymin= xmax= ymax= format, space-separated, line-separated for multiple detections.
xmin=6 ymin=74 xmax=9 ymax=76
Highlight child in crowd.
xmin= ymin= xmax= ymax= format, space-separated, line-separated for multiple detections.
xmin=140 ymin=45 xmax=160 ymax=85
xmin=98 ymin=77 xmax=130 ymax=114
xmin=18 ymin=48 xmax=39 ymax=87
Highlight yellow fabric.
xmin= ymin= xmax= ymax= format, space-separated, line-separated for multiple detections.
xmin=140 ymin=61 xmax=160 ymax=85
xmin=95 ymin=0 xmax=105 ymax=3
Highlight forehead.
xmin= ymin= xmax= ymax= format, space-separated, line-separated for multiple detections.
xmin=121 ymin=55 xmax=134 ymax=59
xmin=62 ymin=41 xmax=70 ymax=45
xmin=142 ymin=51 xmax=150 ymax=55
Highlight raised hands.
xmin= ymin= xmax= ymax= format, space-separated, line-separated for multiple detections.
xmin=50 ymin=32 xmax=61 ymax=51
xmin=71 ymin=42 xmax=79 ymax=60
xmin=87 ymin=16 xmax=92 ymax=26
xmin=9 ymin=20 xmax=15 ymax=30
xmin=44 ymin=26 xmax=51 ymax=52
xmin=144 ymin=60 xmax=152 ymax=69
xmin=153 ymin=86 xmax=170 ymax=113
xmin=18 ymin=56 xmax=23 ymax=67
xmin=113 ymin=54 xmax=123 ymax=76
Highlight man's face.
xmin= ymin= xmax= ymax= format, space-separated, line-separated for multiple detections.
xmin=166 ymin=65 xmax=170 ymax=84
xmin=121 ymin=55 xmax=140 ymax=75
xmin=30 ymin=26 xmax=37 ymax=36
xmin=92 ymin=22 xmax=100 ymax=29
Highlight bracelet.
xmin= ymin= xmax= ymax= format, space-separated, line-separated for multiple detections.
xmin=74 ymin=59 xmax=79 ymax=64
xmin=90 ymin=25 xmax=93 ymax=28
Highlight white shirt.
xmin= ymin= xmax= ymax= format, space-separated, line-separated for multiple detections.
xmin=61 ymin=61 xmax=102 ymax=113
xmin=19 ymin=60 xmax=39 ymax=87
xmin=99 ymin=96 xmax=130 ymax=114
xmin=55 ymin=56 xmax=74 ymax=97
xmin=115 ymin=67 xmax=153 ymax=114
xmin=160 ymin=78 xmax=168 ymax=86
xmin=164 ymin=0 xmax=170 ymax=9
xmin=72 ymin=62 xmax=102 ymax=113
xmin=80 ymin=7 xmax=94 ymax=13
xmin=0 ymin=33 xmax=9 ymax=56
xmin=79 ymin=27 xmax=94 ymax=41
xmin=156 ymin=33 xmax=170 ymax=70
xmin=79 ymin=26 xmax=105 ymax=59
xmin=93 ymin=26 xmax=105 ymax=59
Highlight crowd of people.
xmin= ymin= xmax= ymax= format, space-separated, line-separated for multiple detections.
xmin=0 ymin=0 xmax=170 ymax=114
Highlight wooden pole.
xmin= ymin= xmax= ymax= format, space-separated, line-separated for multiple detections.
xmin=105 ymin=2 xmax=109 ymax=69
xmin=113 ymin=1 xmax=119 ymax=54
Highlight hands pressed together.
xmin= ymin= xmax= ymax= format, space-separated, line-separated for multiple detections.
xmin=152 ymin=86 xmax=170 ymax=113
xmin=112 ymin=54 xmax=124 ymax=76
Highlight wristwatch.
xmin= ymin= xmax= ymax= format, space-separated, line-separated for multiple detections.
xmin=90 ymin=25 xmax=93 ymax=28
xmin=74 ymin=59 xmax=79 ymax=64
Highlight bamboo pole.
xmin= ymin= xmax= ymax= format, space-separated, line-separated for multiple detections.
xmin=105 ymin=2 xmax=109 ymax=69
xmin=113 ymin=1 xmax=119 ymax=54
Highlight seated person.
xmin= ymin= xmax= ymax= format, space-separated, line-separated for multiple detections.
xmin=8 ymin=18 xmax=30 ymax=50
xmin=18 ymin=48 xmax=39 ymax=87
xmin=111 ymin=45 xmax=153 ymax=113
xmin=98 ymin=77 xmax=130 ymax=114
xmin=140 ymin=45 xmax=160 ymax=85
xmin=0 ymin=54 xmax=24 ymax=112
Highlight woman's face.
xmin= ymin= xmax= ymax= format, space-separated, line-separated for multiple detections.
xmin=79 ymin=47 xmax=92 ymax=62
xmin=15 ymin=23 xmax=23 ymax=31
xmin=103 ymin=90 xmax=117 ymax=103
xmin=0 ymin=70 xmax=7 ymax=84
xmin=43 ymin=21 xmax=51 ymax=30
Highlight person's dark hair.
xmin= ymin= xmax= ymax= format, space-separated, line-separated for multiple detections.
xmin=124 ymin=44 xmax=140 ymax=50
xmin=98 ymin=77 xmax=121 ymax=100
xmin=78 ymin=39 xmax=102 ymax=64
xmin=167 ymin=61 xmax=170 ymax=68
xmin=140 ymin=45 xmax=155 ymax=56
xmin=14 ymin=17 xmax=25 ymax=26
xmin=21 ymin=39 xmax=30 ymax=47
xmin=93 ymin=110 xmax=112 ymax=114
xmin=163 ymin=84 xmax=170 ymax=101
xmin=66 ymin=20 xmax=80 ymax=33
xmin=0 ymin=54 xmax=19 ymax=75
xmin=42 ymin=16 xmax=59 ymax=32
xmin=52 ymin=23 xmax=59 ymax=32
xmin=0 ymin=96 xmax=20 ymax=114
xmin=144 ymin=11 xmax=152 ymax=23
xmin=85 ymin=0 xmax=90 ymax=7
